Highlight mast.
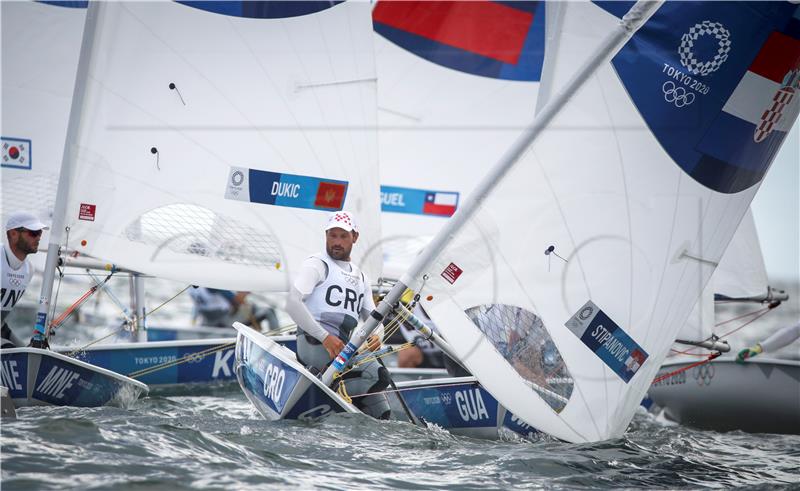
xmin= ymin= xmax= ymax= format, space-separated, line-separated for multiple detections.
xmin=322 ymin=0 xmax=663 ymax=385
xmin=32 ymin=1 xmax=102 ymax=344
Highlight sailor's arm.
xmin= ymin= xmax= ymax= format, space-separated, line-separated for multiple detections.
xmin=284 ymin=258 xmax=344 ymax=357
xmin=759 ymin=321 xmax=800 ymax=353
xmin=737 ymin=321 xmax=800 ymax=362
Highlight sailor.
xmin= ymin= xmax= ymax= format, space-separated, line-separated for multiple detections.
xmin=2 ymin=211 xmax=48 ymax=349
xmin=736 ymin=321 xmax=800 ymax=363
xmin=396 ymin=307 xmax=445 ymax=370
xmin=285 ymin=211 xmax=391 ymax=419
xmin=189 ymin=287 xmax=246 ymax=327
xmin=189 ymin=287 xmax=278 ymax=330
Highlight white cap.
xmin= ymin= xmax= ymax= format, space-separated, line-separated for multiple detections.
xmin=325 ymin=211 xmax=357 ymax=232
xmin=5 ymin=211 xmax=49 ymax=232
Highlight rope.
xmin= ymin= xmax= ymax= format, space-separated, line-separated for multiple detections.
xmin=126 ymin=341 xmax=235 ymax=379
xmin=668 ymin=305 xmax=775 ymax=357
xmin=145 ymin=285 xmax=192 ymax=317
xmin=346 ymin=380 xmax=475 ymax=400
xmin=652 ymin=351 xmax=721 ymax=385
xmin=343 ymin=343 xmax=418 ymax=377
xmin=50 ymin=265 xmax=65 ymax=326
xmin=334 ymin=373 xmax=353 ymax=404
xmin=48 ymin=271 xmax=115 ymax=333
xmin=66 ymin=323 xmax=129 ymax=357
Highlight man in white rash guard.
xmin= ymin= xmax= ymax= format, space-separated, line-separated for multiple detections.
xmin=737 ymin=321 xmax=800 ymax=362
xmin=284 ymin=211 xmax=391 ymax=419
xmin=2 ymin=211 xmax=48 ymax=349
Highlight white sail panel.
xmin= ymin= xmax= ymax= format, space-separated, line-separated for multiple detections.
xmin=63 ymin=1 xmax=380 ymax=291
xmin=373 ymin=1 xmax=544 ymax=276
xmin=714 ymin=209 xmax=769 ymax=299
xmin=1 ymin=2 xmax=85 ymax=228
xmin=413 ymin=2 xmax=800 ymax=442
xmin=676 ymin=208 xmax=769 ymax=344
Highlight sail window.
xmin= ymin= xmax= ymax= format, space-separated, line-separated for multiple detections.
xmin=464 ymin=304 xmax=573 ymax=413
xmin=124 ymin=203 xmax=282 ymax=268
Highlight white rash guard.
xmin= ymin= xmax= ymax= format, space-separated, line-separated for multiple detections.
xmin=285 ymin=253 xmax=380 ymax=343
xmin=1 ymin=243 xmax=32 ymax=319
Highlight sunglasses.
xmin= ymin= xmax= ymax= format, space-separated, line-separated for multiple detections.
xmin=15 ymin=228 xmax=43 ymax=237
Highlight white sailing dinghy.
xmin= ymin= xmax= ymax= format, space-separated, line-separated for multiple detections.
xmin=650 ymin=209 xmax=800 ymax=434
xmin=316 ymin=0 xmax=800 ymax=443
xmin=30 ymin=1 xmax=383 ymax=413
xmin=1 ymin=1 xmax=243 ymax=393
xmin=1 ymin=0 xmax=148 ymax=407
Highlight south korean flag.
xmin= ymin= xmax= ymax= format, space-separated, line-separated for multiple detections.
xmin=1 ymin=137 xmax=31 ymax=169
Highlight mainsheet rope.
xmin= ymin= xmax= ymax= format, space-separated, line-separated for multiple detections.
xmin=658 ymin=303 xmax=779 ymax=382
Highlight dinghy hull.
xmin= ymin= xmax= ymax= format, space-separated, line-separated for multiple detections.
xmin=234 ymin=324 xmax=357 ymax=421
xmin=396 ymin=377 xmax=540 ymax=439
xmin=62 ymin=336 xmax=296 ymax=390
xmin=649 ymin=358 xmax=800 ymax=434
xmin=0 ymin=348 xmax=148 ymax=407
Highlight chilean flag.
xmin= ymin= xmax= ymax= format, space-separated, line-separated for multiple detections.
xmin=695 ymin=30 xmax=800 ymax=190
xmin=423 ymin=192 xmax=458 ymax=216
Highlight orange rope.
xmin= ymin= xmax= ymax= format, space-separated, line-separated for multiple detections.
xmin=714 ymin=305 xmax=770 ymax=328
xmin=48 ymin=272 xmax=114 ymax=332
xmin=670 ymin=304 xmax=777 ymax=358
xmin=652 ymin=351 xmax=721 ymax=385
xmin=48 ymin=287 xmax=98 ymax=330
xmin=716 ymin=307 xmax=773 ymax=339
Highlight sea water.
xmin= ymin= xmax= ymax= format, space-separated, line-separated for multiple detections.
xmin=2 ymin=387 xmax=799 ymax=490
xmin=2 ymin=278 xmax=799 ymax=489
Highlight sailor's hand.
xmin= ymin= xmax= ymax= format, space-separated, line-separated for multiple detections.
xmin=322 ymin=334 xmax=345 ymax=360
xmin=736 ymin=344 xmax=762 ymax=363
xmin=366 ymin=335 xmax=381 ymax=352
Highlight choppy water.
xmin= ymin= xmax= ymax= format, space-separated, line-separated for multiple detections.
xmin=2 ymin=385 xmax=799 ymax=490
xmin=4 ymin=276 xmax=799 ymax=489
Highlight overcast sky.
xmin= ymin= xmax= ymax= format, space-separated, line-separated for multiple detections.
xmin=751 ymin=121 xmax=799 ymax=286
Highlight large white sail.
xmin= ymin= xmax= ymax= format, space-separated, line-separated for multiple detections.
xmin=400 ymin=2 xmax=800 ymax=442
xmin=60 ymin=1 xmax=381 ymax=292
xmin=1 ymin=1 xmax=86 ymax=226
xmin=372 ymin=1 xmax=545 ymax=276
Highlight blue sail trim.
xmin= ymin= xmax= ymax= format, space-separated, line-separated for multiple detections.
xmin=177 ymin=1 xmax=341 ymax=19
xmin=611 ymin=1 xmax=800 ymax=193
xmin=38 ymin=1 xmax=88 ymax=8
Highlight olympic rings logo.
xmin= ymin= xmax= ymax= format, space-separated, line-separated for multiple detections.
xmin=692 ymin=364 xmax=715 ymax=386
xmin=662 ymin=81 xmax=696 ymax=107
xmin=183 ymin=352 xmax=204 ymax=364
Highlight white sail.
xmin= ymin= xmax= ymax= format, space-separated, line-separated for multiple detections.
xmin=1 ymin=1 xmax=86 ymax=227
xmin=714 ymin=208 xmax=770 ymax=299
xmin=402 ymin=2 xmax=800 ymax=442
xmin=60 ymin=1 xmax=381 ymax=292
xmin=675 ymin=208 xmax=767 ymax=343
xmin=372 ymin=1 xmax=545 ymax=276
